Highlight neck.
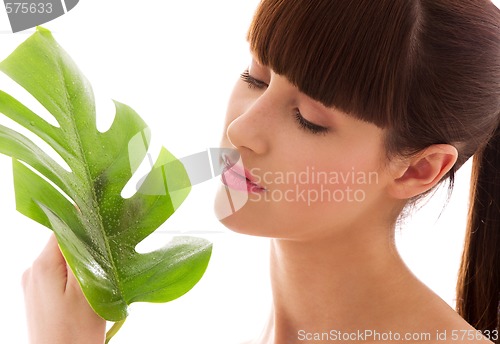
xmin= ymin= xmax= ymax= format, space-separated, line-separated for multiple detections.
xmin=262 ymin=225 xmax=429 ymax=344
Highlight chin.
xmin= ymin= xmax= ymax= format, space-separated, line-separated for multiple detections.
xmin=213 ymin=184 xmax=278 ymax=237
xmin=219 ymin=214 xmax=284 ymax=239
xmin=214 ymin=186 xmax=308 ymax=239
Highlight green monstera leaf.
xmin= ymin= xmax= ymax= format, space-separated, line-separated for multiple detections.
xmin=0 ymin=27 xmax=212 ymax=340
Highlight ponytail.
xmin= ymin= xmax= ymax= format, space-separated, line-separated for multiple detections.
xmin=457 ymin=121 xmax=500 ymax=340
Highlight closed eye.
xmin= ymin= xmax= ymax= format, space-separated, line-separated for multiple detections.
xmin=240 ymin=69 xmax=268 ymax=89
xmin=294 ymin=109 xmax=329 ymax=135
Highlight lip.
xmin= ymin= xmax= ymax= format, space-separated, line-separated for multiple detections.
xmin=221 ymin=155 xmax=266 ymax=193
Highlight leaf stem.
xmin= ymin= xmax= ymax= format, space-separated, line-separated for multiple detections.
xmin=105 ymin=319 xmax=126 ymax=343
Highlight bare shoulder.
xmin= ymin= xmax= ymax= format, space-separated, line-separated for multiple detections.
xmin=407 ymin=289 xmax=496 ymax=344
xmin=427 ymin=317 xmax=496 ymax=344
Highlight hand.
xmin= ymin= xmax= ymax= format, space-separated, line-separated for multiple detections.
xmin=22 ymin=234 xmax=106 ymax=344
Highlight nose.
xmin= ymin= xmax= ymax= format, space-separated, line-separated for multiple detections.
xmin=226 ymin=97 xmax=272 ymax=155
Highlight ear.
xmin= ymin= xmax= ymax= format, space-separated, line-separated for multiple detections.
xmin=388 ymin=144 xmax=458 ymax=200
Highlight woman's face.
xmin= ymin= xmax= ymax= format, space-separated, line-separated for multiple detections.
xmin=215 ymin=57 xmax=395 ymax=241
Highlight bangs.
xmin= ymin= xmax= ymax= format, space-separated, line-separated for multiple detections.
xmin=247 ymin=0 xmax=419 ymax=127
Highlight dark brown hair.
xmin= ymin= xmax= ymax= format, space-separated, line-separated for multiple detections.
xmin=248 ymin=0 xmax=500 ymax=337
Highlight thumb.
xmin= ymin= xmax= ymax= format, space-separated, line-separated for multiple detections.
xmin=34 ymin=233 xmax=69 ymax=291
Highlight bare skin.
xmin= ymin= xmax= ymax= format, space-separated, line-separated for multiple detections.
xmin=22 ymin=235 xmax=106 ymax=344
xmin=252 ymin=236 xmax=491 ymax=344
xmin=217 ymin=58 xmax=493 ymax=344
xmin=23 ymin=58 xmax=494 ymax=344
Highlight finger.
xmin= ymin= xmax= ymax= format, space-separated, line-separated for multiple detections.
xmin=37 ymin=233 xmax=66 ymax=268
xmin=65 ymin=262 xmax=82 ymax=294
xmin=41 ymin=235 xmax=82 ymax=296
xmin=31 ymin=233 xmax=68 ymax=292
xmin=21 ymin=267 xmax=32 ymax=291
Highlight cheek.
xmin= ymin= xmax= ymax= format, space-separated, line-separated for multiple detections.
xmin=281 ymin=142 xmax=382 ymax=194
xmin=268 ymin=166 xmax=381 ymax=211
xmin=260 ymin=147 xmax=385 ymax=226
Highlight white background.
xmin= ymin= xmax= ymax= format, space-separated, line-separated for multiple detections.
xmin=0 ymin=1 xmax=498 ymax=343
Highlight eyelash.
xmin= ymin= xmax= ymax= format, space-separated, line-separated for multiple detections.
xmin=240 ymin=69 xmax=329 ymax=135
xmin=240 ymin=69 xmax=268 ymax=89
xmin=294 ymin=110 xmax=329 ymax=135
